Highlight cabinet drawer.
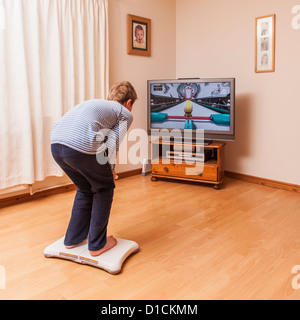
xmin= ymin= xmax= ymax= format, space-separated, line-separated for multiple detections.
xmin=152 ymin=162 xmax=218 ymax=182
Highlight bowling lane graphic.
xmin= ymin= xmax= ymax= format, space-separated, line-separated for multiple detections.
xmin=151 ymin=100 xmax=230 ymax=131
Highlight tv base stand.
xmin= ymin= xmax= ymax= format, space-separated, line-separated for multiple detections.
xmin=150 ymin=140 xmax=225 ymax=189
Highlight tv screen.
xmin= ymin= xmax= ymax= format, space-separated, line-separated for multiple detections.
xmin=147 ymin=78 xmax=235 ymax=142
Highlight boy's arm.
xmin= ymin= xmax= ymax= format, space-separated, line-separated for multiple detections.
xmin=105 ymin=115 xmax=133 ymax=173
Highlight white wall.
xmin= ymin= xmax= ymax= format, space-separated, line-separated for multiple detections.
xmin=176 ymin=0 xmax=300 ymax=185
xmin=109 ymin=0 xmax=176 ymax=173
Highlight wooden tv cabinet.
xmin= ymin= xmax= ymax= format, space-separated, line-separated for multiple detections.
xmin=150 ymin=140 xmax=225 ymax=189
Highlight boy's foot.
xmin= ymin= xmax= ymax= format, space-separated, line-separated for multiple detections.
xmin=65 ymin=237 xmax=88 ymax=249
xmin=89 ymin=235 xmax=117 ymax=257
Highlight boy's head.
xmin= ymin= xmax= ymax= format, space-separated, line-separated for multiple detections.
xmin=107 ymin=81 xmax=138 ymax=110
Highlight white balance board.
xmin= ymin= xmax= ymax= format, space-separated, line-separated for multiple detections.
xmin=43 ymin=237 xmax=139 ymax=274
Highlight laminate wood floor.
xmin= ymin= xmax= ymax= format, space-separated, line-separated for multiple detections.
xmin=1 ymin=175 xmax=300 ymax=300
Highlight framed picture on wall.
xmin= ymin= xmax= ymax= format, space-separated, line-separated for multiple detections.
xmin=255 ymin=14 xmax=275 ymax=73
xmin=127 ymin=14 xmax=151 ymax=57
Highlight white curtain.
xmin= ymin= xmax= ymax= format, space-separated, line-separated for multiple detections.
xmin=0 ymin=0 xmax=109 ymax=189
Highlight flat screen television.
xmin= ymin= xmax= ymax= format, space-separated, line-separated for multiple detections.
xmin=147 ymin=78 xmax=235 ymax=143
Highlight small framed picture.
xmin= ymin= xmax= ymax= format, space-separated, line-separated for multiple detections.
xmin=127 ymin=14 xmax=151 ymax=57
xmin=255 ymin=14 xmax=275 ymax=73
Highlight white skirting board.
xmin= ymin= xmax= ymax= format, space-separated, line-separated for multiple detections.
xmin=43 ymin=237 xmax=140 ymax=274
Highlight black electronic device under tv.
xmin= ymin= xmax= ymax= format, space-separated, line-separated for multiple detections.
xmin=147 ymin=78 xmax=235 ymax=143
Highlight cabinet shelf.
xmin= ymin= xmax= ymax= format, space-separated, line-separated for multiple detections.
xmin=150 ymin=140 xmax=226 ymax=189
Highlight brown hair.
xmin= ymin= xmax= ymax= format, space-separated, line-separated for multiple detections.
xmin=135 ymin=25 xmax=144 ymax=34
xmin=107 ymin=81 xmax=138 ymax=105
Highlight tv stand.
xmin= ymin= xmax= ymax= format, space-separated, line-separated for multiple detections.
xmin=150 ymin=140 xmax=225 ymax=189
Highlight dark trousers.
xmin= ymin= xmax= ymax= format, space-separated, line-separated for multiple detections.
xmin=51 ymin=144 xmax=115 ymax=251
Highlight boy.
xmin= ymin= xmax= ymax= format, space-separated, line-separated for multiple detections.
xmin=133 ymin=24 xmax=146 ymax=49
xmin=50 ymin=81 xmax=137 ymax=256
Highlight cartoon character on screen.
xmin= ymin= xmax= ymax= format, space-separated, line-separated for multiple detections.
xmin=184 ymin=100 xmax=193 ymax=129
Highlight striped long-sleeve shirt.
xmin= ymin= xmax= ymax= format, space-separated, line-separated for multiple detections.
xmin=50 ymin=99 xmax=133 ymax=172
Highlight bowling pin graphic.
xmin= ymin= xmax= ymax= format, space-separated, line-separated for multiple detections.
xmin=184 ymin=100 xmax=193 ymax=117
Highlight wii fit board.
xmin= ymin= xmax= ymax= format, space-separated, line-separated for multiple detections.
xmin=44 ymin=237 xmax=139 ymax=274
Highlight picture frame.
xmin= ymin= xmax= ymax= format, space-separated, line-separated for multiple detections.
xmin=255 ymin=14 xmax=275 ymax=73
xmin=127 ymin=14 xmax=151 ymax=57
